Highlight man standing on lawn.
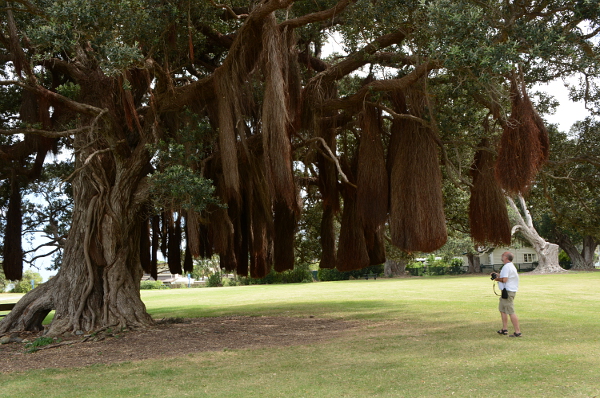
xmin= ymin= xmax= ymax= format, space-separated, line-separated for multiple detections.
xmin=492 ymin=251 xmax=522 ymax=337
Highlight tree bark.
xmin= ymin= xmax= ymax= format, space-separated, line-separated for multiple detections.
xmin=384 ymin=258 xmax=407 ymax=277
xmin=466 ymin=253 xmax=481 ymax=274
xmin=580 ymin=236 xmax=598 ymax=270
xmin=0 ymin=70 xmax=154 ymax=336
xmin=556 ymin=233 xmax=598 ymax=271
xmin=0 ymin=152 xmax=154 ymax=335
xmin=508 ymin=195 xmax=565 ymax=274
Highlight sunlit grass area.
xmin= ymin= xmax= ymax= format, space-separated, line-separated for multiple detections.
xmin=2 ymin=272 xmax=599 ymax=397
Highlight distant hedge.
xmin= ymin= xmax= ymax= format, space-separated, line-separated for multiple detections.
xmin=317 ymin=264 xmax=384 ymax=281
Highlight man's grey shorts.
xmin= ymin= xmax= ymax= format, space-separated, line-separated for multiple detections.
xmin=499 ymin=291 xmax=517 ymax=315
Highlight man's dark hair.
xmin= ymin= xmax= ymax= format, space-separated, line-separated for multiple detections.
xmin=504 ymin=252 xmax=514 ymax=262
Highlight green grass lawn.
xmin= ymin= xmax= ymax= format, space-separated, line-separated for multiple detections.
xmin=2 ymin=272 xmax=599 ymax=397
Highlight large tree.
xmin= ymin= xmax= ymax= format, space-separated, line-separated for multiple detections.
xmin=1 ymin=0 xmax=599 ymax=335
xmin=536 ymin=119 xmax=600 ymax=270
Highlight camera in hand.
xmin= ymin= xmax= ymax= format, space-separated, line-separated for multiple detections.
xmin=490 ymin=272 xmax=497 ymax=281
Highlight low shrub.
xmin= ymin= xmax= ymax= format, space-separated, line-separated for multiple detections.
xmin=406 ymin=262 xmax=424 ymax=276
xmin=222 ymin=278 xmax=239 ymax=287
xmin=206 ymin=273 xmax=222 ymax=287
xmin=238 ymin=264 xmax=313 ymax=285
xmin=281 ymin=266 xmax=313 ymax=283
xmin=169 ymin=283 xmax=187 ymax=289
xmin=406 ymin=258 xmax=466 ymax=276
xmin=140 ymin=280 xmax=168 ymax=290
xmin=317 ymin=264 xmax=384 ymax=281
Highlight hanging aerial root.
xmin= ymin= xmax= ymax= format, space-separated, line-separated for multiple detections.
xmin=139 ymin=218 xmax=151 ymax=274
xmin=167 ymin=213 xmax=182 ymax=275
xmin=209 ymin=198 xmax=237 ymax=272
xmin=364 ymin=225 xmax=386 ymax=265
xmin=228 ymin=198 xmax=245 ymax=274
xmin=183 ymin=245 xmax=193 ymax=273
xmin=273 ymin=200 xmax=297 ymax=272
xmin=336 ymin=186 xmax=371 ymax=272
xmin=2 ymin=175 xmax=23 ymax=280
xmin=249 ymin=213 xmax=270 ymax=278
xmin=261 ymin=14 xmax=297 ymax=211
xmin=248 ymin=157 xmax=273 ymax=278
xmin=389 ymin=89 xmax=447 ymax=253
xmin=76 ymin=195 xmax=100 ymax=332
xmin=356 ymin=104 xmax=388 ymax=231
xmin=319 ymin=206 xmax=337 ymax=269
xmin=469 ymin=140 xmax=511 ymax=246
xmin=303 ymin=77 xmax=340 ymax=213
xmin=235 ymin=203 xmax=250 ymax=276
xmin=214 ymin=70 xmax=241 ymax=203
xmin=386 ymin=90 xmax=408 ymax=183
xmin=495 ymin=76 xmax=549 ymax=195
xmin=150 ymin=215 xmax=159 ymax=280
xmin=185 ymin=211 xmax=201 ymax=258
xmin=212 ymin=2 xmax=275 ymax=203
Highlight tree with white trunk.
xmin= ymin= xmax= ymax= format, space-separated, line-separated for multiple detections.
xmin=507 ymin=195 xmax=564 ymax=274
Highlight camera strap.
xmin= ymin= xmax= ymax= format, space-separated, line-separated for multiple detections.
xmin=494 ymin=283 xmax=510 ymax=298
xmin=493 ymin=283 xmax=501 ymax=296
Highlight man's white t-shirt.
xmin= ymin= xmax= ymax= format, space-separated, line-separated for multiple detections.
xmin=499 ymin=262 xmax=519 ymax=292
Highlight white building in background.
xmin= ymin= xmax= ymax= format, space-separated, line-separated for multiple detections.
xmin=463 ymin=246 xmax=539 ymax=272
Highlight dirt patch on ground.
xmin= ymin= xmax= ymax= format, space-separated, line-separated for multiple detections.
xmin=0 ymin=316 xmax=360 ymax=373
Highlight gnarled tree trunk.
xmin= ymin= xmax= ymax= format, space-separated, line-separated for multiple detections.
xmin=384 ymin=258 xmax=407 ymax=277
xmin=0 ymin=157 xmax=153 ymax=335
xmin=0 ymin=69 xmax=154 ymax=336
xmin=466 ymin=252 xmax=481 ymax=274
xmin=556 ymin=233 xmax=598 ymax=271
xmin=580 ymin=236 xmax=598 ymax=271
xmin=0 ymin=149 xmax=154 ymax=335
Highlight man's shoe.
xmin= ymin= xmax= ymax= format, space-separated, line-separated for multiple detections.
xmin=509 ymin=332 xmax=522 ymax=337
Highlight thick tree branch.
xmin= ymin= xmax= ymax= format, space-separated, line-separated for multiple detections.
xmin=279 ymin=0 xmax=356 ymax=30
xmin=321 ymin=60 xmax=440 ymax=112
xmin=40 ymin=58 xmax=89 ymax=81
xmin=367 ymin=101 xmax=430 ymax=127
xmin=252 ymin=0 xmax=295 ymax=19
xmin=303 ymin=137 xmax=356 ymax=188
xmin=547 ymin=156 xmax=600 ymax=169
xmin=309 ymin=30 xmax=410 ymax=86
xmin=160 ymin=0 xmax=296 ymax=113
xmin=0 ymin=125 xmax=93 ymax=138
xmin=5 ymin=80 xmax=105 ymax=116
xmin=298 ymin=50 xmax=329 ymax=72
xmin=208 ymin=0 xmax=249 ymax=19
xmin=367 ymin=52 xmax=417 ymax=67
xmin=507 ymin=196 xmax=529 ymax=237
xmin=194 ymin=22 xmax=235 ymax=49
xmin=517 ymin=194 xmax=534 ymax=229
xmin=6 ymin=0 xmax=45 ymax=16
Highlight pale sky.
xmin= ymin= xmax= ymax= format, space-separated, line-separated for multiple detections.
xmin=538 ymin=79 xmax=590 ymax=132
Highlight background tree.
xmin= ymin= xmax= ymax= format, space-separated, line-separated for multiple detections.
xmin=535 ymin=119 xmax=600 ymax=270
xmin=10 ymin=269 xmax=42 ymax=293
xmin=0 ymin=268 xmax=7 ymax=292
xmin=21 ymin=162 xmax=74 ymax=270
